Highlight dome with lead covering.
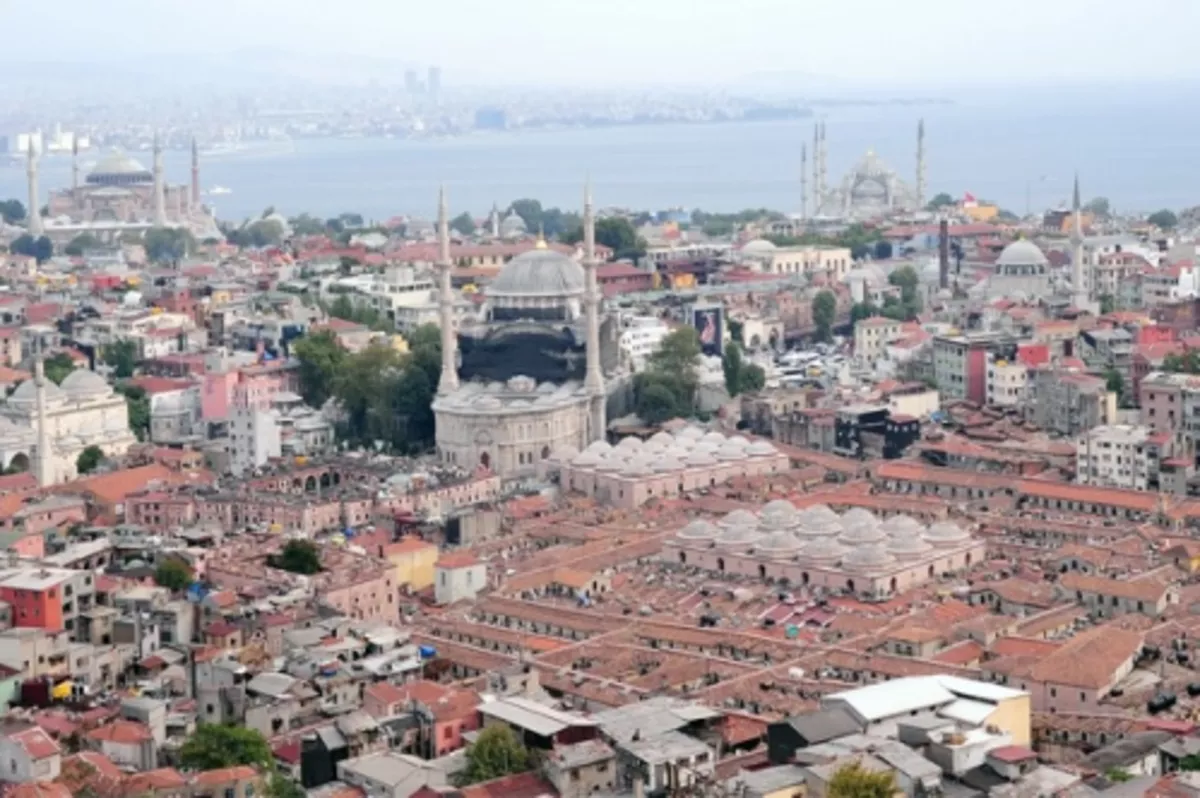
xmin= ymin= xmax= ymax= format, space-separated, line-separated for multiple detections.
xmin=759 ymin=500 xmax=799 ymax=532
xmin=87 ymin=149 xmax=153 ymax=185
xmin=756 ymin=530 xmax=804 ymax=558
xmin=838 ymin=509 xmax=885 ymax=546
xmin=924 ymin=521 xmax=971 ymax=547
xmin=572 ymin=450 xmax=603 ymax=468
xmin=61 ymin=368 xmax=111 ymax=399
xmin=584 ymin=440 xmax=612 ymax=455
xmin=675 ymin=426 xmax=705 ymax=441
xmin=685 ymin=451 xmax=717 ymax=468
xmin=797 ymin=505 xmax=843 ymax=538
xmin=715 ymin=522 xmax=763 ymax=549
xmin=843 ymin=543 xmax=897 ymax=572
xmin=801 ymin=536 xmax=848 ymax=564
xmin=887 ymin=531 xmax=934 ymax=559
xmin=487 ymin=247 xmax=585 ymax=299
xmin=996 ymin=239 xmax=1048 ymax=268
xmin=719 ymin=509 xmax=760 ymax=530
xmin=9 ymin=377 xmax=66 ymax=408
xmin=747 ymin=441 xmax=778 ymax=457
xmin=549 ymin=445 xmax=579 ymax=463
xmin=677 ymin=519 xmax=719 ymax=541
xmin=616 ymin=437 xmax=643 ymax=452
xmin=650 ymin=431 xmax=675 ymax=447
xmin=881 ymin=514 xmax=924 ymax=538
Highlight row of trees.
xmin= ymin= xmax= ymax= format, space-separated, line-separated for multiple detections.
xmin=766 ymin=223 xmax=887 ymax=262
xmin=293 ymin=323 xmax=441 ymax=452
xmin=850 ymin=265 xmax=923 ymax=323
xmin=722 ymin=343 xmax=766 ymax=396
xmin=325 ymin=294 xmax=394 ymax=332
xmin=563 ymin=215 xmax=646 ymax=261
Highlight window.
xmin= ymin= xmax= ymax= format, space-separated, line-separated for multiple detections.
xmin=1050 ymin=687 xmax=1057 ymax=697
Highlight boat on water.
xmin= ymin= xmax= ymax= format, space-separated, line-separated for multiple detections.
xmin=207 ymin=186 xmax=233 ymax=196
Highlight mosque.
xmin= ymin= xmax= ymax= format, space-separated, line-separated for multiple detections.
xmin=0 ymin=361 xmax=138 ymax=486
xmin=25 ymin=136 xmax=221 ymax=245
xmin=432 ymin=186 xmax=619 ymax=479
xmin=804 ymin=120 xmax=927 ymax=220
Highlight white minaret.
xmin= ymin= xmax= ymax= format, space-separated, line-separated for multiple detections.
xmin=152 ymin=132 xmax=167 ymax=227
xmin=33 ymin=355 xmax=54 ymax=487
xmin=436 ymin=186 xmax=460 ymax=396
xmin=916 ymin=119 xmax=927 ymax=210
xmin=1071 ymin=172 xmax=1088 ymax=310
xmin=818 ymin=122 xmax=828 ymax=208
xmin=800 ymin=143 xmax=808 ymax=220
xmin=26 ymin=141 xmax=43 ymax=237
xmin=812 ymin=124 xmax=821 ymax=215
xmin=582 ymin=180 xmax=606 ymax=442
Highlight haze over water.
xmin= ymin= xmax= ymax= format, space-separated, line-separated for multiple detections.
xmin=6 ymin=90 xmax=1198 ymax=224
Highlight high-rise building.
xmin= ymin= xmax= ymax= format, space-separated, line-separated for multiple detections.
xmin=427 ymin=66 xmax=442 ymax=98
xmin=405 ymin=69 xmax=421 ymax=96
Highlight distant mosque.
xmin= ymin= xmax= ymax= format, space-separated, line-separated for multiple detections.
xmin=802 ymin=119 xmax=928 ymax=220
xmin=25 ymin=135 xmax=221 ymax=245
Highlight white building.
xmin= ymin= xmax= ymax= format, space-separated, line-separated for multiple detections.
xmin=227 ymin=406 xmax=281 ymax=476
xmin=434 ymin=554 xmax=486 ymax=605
xmin=619 ymin=316 xmax=670 ymax=372
xmin=985 ymin=355 xmax=1028 ymax=408
xmin=1076 ymin=424 xmax=1151 ymax=491
xmin=854 ymin=317 xmax=903 ymax=367
xmin=0 ymin=366 xmax=137 ymax=485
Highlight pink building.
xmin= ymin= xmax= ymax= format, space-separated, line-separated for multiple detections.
xmin=663 ymin=502 xmax=986 ymax=601
xmin=547 ymin=429 xmax=789 ymax=509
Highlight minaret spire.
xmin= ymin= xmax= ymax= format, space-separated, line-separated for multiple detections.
xmin=71 ymin=137 xmax=80 ymax=195
xmin=800 ymin=143 xmax=808 ymax=220
xmin=152 ymin=132 xmax=167 ymax=227
xmin=33 ymin=352 xmax=54 ymax=487
xmin=916 ymin=119 xmax=926 ymax=211
xmin=436 ymin=185 xmax=459 ymax=396
xmin=190 ymin=136 xmax=201 ymax=209
xmin=582 ymin=179 xmax=605 ymax=442
xmin=26 ymin=140 xmax=44 ymax=238
xmin=812 ymin=124 xmax=820 ymax=215
xmin=1071 ymin=171 xmax=1089 ymax=310
xmin=818 ymin=122 xmax=828 ymax=212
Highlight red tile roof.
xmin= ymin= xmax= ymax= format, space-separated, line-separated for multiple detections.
xmin=190 ymin=765 xmax=258 ymax=787
xmin=87 ymin=719 xmax=153 ymax=744
xmin=12 ymin=726 xmax=61 ymax=759
xmin=437 ymin=552 xmax=480 ymax=569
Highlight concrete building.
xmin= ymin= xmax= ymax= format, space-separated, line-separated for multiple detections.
xmin=434 ymin=553 xmax=486 ymax=605
xmin=226 ymin=405 xmax=281 ymax=476
xmin=1026 ymin=366 xmax=1113 ymax=437
xmin=854 ymin=317 xmax=903 ymax=367
xmin=1076 ymin=424 xmax=1151 ymax=491
xmin=933 ymin=332 xmax=1016 ymax=404
xmin=985 ymin=353 xmax=1028 ymax=409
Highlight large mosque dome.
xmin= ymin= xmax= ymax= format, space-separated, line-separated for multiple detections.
xmin=86 ymin=150 xmax=153 ymax=186
xmin=487 ymin=246 xmax=585 ymax=300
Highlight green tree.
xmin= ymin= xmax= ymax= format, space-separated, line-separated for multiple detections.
xmin=851 ymin=302 xmax=877 ymax=323
xmin=75 ymin=445 xmax=105 ymax=475
xmin=293 ymin=330 xmax=347 ymax=407
xmin=509 ymin=199 xmax=544 ymax=233
xmin=455 ymin=724 xmax=530 ymax=787
xmin=740 ymin=363 xmax=766 ymax=393
xmin=450 ymin=211 xmax=476 ymax=236
xmin=1180 ymin=754 xmax=1200 ymax=771
xmin=271 ymin=540 xmax=322 ymax=575
xmin=264 ymin=773 xmax=306 ymax=798
xmin=1085 ymin=197 xmax=1111 ymax=218
xmin=10 ymin=234 xmax=53 ymax=262
xmin=334 ymin=344 xmax=406 ymax=445
xmin=1164 ymin=350 xmax=1200 ymax=375
xmin=116 ymin=384 xmax=151 ymax=441
xmin=1105 ymin=768 xmax=1133 ymax=783
xmin=634 ymin=327 xmax=702 ymax=423
xmin=1104 ymin=368 xmax=1124 ymax=396
xmin=154 ymin=558 xmax=194 ymax=591
xmin=64 ymin=233 xmax=101 ymax=256
xmin=727 ymin=319 xmax=745 ymax=347
xmin=0 ymin=199 xmax=25 ymax=224
xmin=44 ymin=353 xmax=77 ymax=385
xmin=812 ymin=290 xmax=837 ymax=342
xmin=722 ymin=343 xmax=744 ymax=396
xmin=927 ymin=192 xmax=955 ymax=210
xmin=1099 ymin=294 xmax=1116 ymax=315
xmin=635 ymin=377 xmax=682 ymax=425
xmin=103 ymin=340 xmax=139 ymax=379
xmin=566 ymin=217 xmax=645 ymax=260
xmin=886 ymin=265 xmax=923 ymax=321
xmin=873 ymin=240 xmax=893 ymax=260
xmin=288 ymin=213 xmax=327 ymax=236
xmin=828 ymin=761 xmax=898 ymax=798
xmin=144 ymin=227 xmax=196 ymax=262
xmin=179 ymin=724 xmax=273 ymax=771
xmin=339 ymin=212 xmax=364 ymax=228
xmin=1148 ymin=209 xmax=1178 ymax=229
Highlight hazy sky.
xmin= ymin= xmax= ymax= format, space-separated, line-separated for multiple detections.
xmin=9 ymin=0 xmax=1200 ymax=88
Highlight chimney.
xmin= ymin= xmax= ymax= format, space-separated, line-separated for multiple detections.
xmin=938 ymin=219 xmax=950 ymax=290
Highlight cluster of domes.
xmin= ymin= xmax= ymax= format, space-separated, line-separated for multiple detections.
xmin=565 ymin=428 xmax=778 ymax=474
xmin=675 ymin=504 xmax=970 ymax=572
xmin=8 ymin=369 xmax=114 ymax=408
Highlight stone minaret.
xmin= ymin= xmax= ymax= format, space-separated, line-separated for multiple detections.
xmin=436 ymin=186 xmax=460 ymax=396
xmin=1071 ymin=172 xmax=1088 ymax=309
xmin=191 ymin=136 xmax=201 ymax=208
xmin=152 ymin=133 xmax=167 ymax=227
xmin=582 ymin=181 xmax=606 ymax=442
xmin=71 ymin=137 xmax=80 ymax=195
xmin=812 ymin=123 xmax=821 ymax=214
xmin=818 ymin=122 xmax=828 ymax=211
xmin=916 ymin=119 xmax=927 ymax=210
xmin=800 ymin=143 xmax=808 ymax=220
xmin=490 ymin=203 xmax=500 ymax=238
xmin=26 ymin=140 xmax=43 ymax=237
xmin=33 ymin=354 xmax=53 ymax=487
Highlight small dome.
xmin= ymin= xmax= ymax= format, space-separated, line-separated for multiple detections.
xmin=649 ymin=432 xmax=675 ymax=447
xmin=572 ymin=450 xmax=603 ymax=468
xmin=759 ymin=500 xmax=799 ymax=533
xmin=584 ymin=440 xmax=612 ymax=455
xmin=702 ymin=432 xmax=727 ymax=444
xmin=692 ymin=440 xmax=721 ymax=454
xmin=924 ymin=521 xmax=970 ymax=547
xmin=677 ymin=519 xmax=719 ymax=541
xmin=887 ymin=532 xmax=934 ymax=559
xmin=675 ymin=426 xmax=705 ymax=441
xmin=838 ymin=509 xmax=885 ymax=546
xmin=844 ymin=544 xmax=897 ymax=572
xmin=488 ymin=248 xmax=585 ymax=298
xmin=719 ymin=509 xmax=760 ymax=530
xmin=685 ymin=451 xmax=717 ymax=468
xmin=60 ymin=368 xmax=111 ymax=399
xmin=715 ymin=523 xmax=763 ymax=549
xmin=797 ymin=505 xmax=843 ymax=538
xmin=747 ymin=441 xmax=777 ymax=457
xmin=616 ymin=437 xmax=643 ymax=452
xmin=880 ymin=515 xmax=924 ymax=538
xmin=741 ymin=239 xmax=777 ymax=255
xmin=756 ymin=530 xmax=804 ymax=558
xmin=9 ymin=376 xmax=66 ymax=407
xmin=997 ymin=239 xmax=1048 ymax=268
xmin=87 ymin=149 xmax=152 ymax=183
xmin=800 ymin=536 xmax=848 ymax=564
xmin=715 ymin=445 xmax=747 ymax=461
xmin=621 ymin=460 xmax=653 ymax=477
xmin=652 ymin=456 xmax=682 ymax=473
xmin=726 ymin=435 xmax=750 ymax=448
xmin=595 ymin=456 xmax=626 ymax=473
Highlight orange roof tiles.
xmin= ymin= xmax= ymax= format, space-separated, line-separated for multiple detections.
xmin=87 ymin=719 xmax=153 ymax=744
xmin=125 ymin=768 xmax=188 ymax=792
xmin=191 ymin=766 xmax=258 ymax=787
xmin=437 ymin=552 xmax=481 ymax=569
xmin=932 ymin=640 xmax=985 ymax=665
xmin=12 ymin=726 xmax=61 ymax=760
